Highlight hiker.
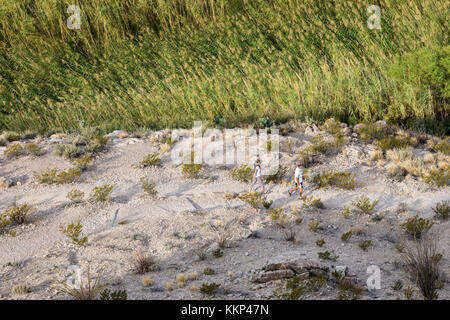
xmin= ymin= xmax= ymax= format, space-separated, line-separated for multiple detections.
xmin=248 ymin=159 xmax=267 ymax=194
xmin=288 ymin=161 xmax=304 ymax=199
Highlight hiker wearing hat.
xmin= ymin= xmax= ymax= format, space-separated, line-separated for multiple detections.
xmin=248 ymin=159 xmax=267 ymax=194
xmin=288 ymin=161 xmax=304 ymax=200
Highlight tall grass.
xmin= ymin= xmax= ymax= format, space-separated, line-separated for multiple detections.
xmin=0 ymin=0 xmax=448 ymax=134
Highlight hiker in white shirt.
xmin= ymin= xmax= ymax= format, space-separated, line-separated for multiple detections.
xmin=248 ymin=159 xmax=267 ymax=194
xmin=288 ymin=161 xmax=304 ymax=199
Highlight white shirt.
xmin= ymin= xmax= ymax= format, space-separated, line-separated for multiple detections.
xmin=255 ymin=165 xmax=261 ymax=177
xmin=294 ymin=167 xmax=303 ymax=183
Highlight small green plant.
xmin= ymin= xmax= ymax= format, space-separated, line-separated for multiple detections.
xmin=351 ymin=195 xmax=378 ymax=214
xmin=203 ymin=267 xmax=216 ymax=275
xmin=66 ymin=189 xmax=85 ymax=203
xmin=308 ymin=220 xmax=320 ymax=232
xmin=273 ymin=276 xmax=305 ymax=300
xmin=422 ymin=168 xmax=449 ymax=187
xmin=313 ymin=169 xmax=356 ymax=190
xmin=316 ymin=239 xmax=325 ymax=247
xmin=11 ymin=284 xmax=31 ymax=296
xmin=401 ymin=215 xmax=434 ymax=239
xmin=182 ymin=163 xmax=203 ymax=178
xmin=140 ymin=152 xmax=161 ymax=167
xmin=341 ymin=230 xmax=353 ymax=242
xmin=432 ymin=140 xmax=450 ymax=155
xmin=318 ymin=250 xmax=338 ymax=261
xmin=376 ymin=136 xmax=409 ymax=151
xmin=54 ymin=144 xmax=81 ymax=159
xmin=341 ymin=206 xmax=351 ymax=218
xmin=302 ymin=196 xmax=324 ymax=209
xmin=56 ymin=167 xmax=82 ymax=184
xmin=85 ymin=142 xmax=102 ymax=154
xmin=295 ymin=217 xmax=303 ymax=225
xmin=89 ymin=184 xmax=114 ymax=202
xmin=24 ymin=142 xmax=41 ymax=156
xmin=100 ymin=289 xmax=127 ymax=300
xmin=211 ymin=248 xmax=223 ymax=258
xmin=140 ymin=177 xmax=158 ymax=197
xmin=199 ymin=282 xmax=221 ymax=295
xmin=358 ymin=240 xmax=372 ymax=251
xmin=230 ymin=164 xmax=253 ymax=182
xmin=238 ymin=192 xmax=266 ymax=209
xmin=268 ymin=207 xmax=283 ymax=221
xmin=337 ymin=277 xmax=363 ymax=300
xmin=33 ymin=168 xmax=58 ymax=184
xmin=432 ymin=201 xmax=449 ymax=220
xmin=2 ymin=203 xmax=33 ymax=225
xmin=73 ymin=156 xmax=92 ymax=171
xmin=4 ymin=143 xmax=23 ymax=158
xmin=392 ymin=280 xmax=403 ymax=291
xmin=60 ymin=220 xmax=88 ymax=246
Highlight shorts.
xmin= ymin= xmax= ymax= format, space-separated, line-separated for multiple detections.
xmin=294 ymin=181 xmax=303 ymax=188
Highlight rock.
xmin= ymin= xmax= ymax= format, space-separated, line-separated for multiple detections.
xmin=252 ymin=269 xmax=295 ymax=283
xmin=334 ymin=266 xmax=348 ymax=276
xmin=0 ymin=177 xmax=13 ymax=189
xmin=304 ymin=126 xmax=314 ymax=135
xmin=353 ymin=123 xmax=366 ymax=132
xmin=106 ymin=130 xmax=128 ymax=139
xmin=342 ymin=127 xmax=351 ymax=136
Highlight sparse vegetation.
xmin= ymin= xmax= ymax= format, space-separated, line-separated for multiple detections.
xmin=4 ymin=143 xmax=23 ymax=159
xmin=230 ymin=164 xmax=253 ymax=183
xmin=308 ymin=220 xmax=320 ymax=232
xmin=208 ymin=219 xmax=236 ymax=248
xmin=401 ymin=216 xmax=434 ymax=239
xmin=341 ymin=230 xmax=353 ymax=242
xmin=33 ymin=167 xmax=81 ymax=185
xmin=238 ymin=192 xmax=266 ymax=209
xmin=203 ymin=267 xmax=215 ymax=276
xmin=182 ymin=163 xmax=203 ymax=179
xmin=140 ymin=153 xmax=161 ymax=167
xmin=100 ymin=289 xmax=128 ymax=300
xmin=24 ymin=142 xmax=41 ymax=156
xmin=359 ymin=240 xmax=373 ymax=251
xmin=73 ymin=156 xmax=92 ymax=171
xmin=265 ymin=165 xmax=287 ymax=184
xmin=302 ymin=196 xmax=324 ymax=209
xmin=316 ymin=239 xmax=325 ymax=247
xmin=318 ymin=250 xmax=338 ymax=261
xmin=1 ymin=203 xmax=33 ymax=225
xmin=89 ymin=184 xmax=114 ymax=202
xmin=132 ymin=250 xmax=155 ymax=274
xmin=54 ymin=144 xmax=81 ymax=159
xmin=199 ymin=282 xmax=221 ymax=295
xmin=432 ymin=201 xmax=449 ymax=220
xmin=341 ymin=206 xmax=351 ymax=218
xmin=11 ymin=284 xmax=30 ymax=296
xmin=140 ymin=178 xmax=158 ymax=197
xmin=351 ymin=195 xmax=378 ymax=214
xmin=313 ymin=169 xmax=356 ymax=190
xmin=400 ymin=236 xmax=443 ymax=300
xmin=60 ymin=220 xmax=88 ymax=246
xmin=66 ymin=190 xmax=85 ymax=203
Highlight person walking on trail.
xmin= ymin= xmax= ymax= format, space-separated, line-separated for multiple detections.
xmin=248 ymin=159 xmax=267 ymax=194
xmin=288 ymin=162 xmax=304 ymax=199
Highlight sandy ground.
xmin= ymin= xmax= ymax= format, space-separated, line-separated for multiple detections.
xmin=0 ymin=124 xmax=449 ymax=300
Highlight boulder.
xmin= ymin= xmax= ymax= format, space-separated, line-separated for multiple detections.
xmin=0 ymin=177 xmax=13 ymax=189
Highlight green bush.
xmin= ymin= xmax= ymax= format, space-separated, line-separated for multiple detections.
xmin=230 ymin=164 xmax=253 ymax=183
xmin=313 ymin=169 xmax=356 ymax=190
xmin=401 ymin=215 xmax=434 ymax=239
xmin=4 ymin=143 xmax=23 ymax=158
xmin=60 ymin=220 xmax=88 ymax=246
xmin=351 ymin=195 xmax=378 ymax=214
xmin=89 ymin=184 xmax=114 ymax=202
xmin=140 ymin=153 xmax=161 ymax=167
xmin=432 ymin=201 xmax=449 ymax=220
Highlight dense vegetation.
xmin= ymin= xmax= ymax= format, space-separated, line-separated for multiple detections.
xmin=0 ymin=0 xmax=448 ymax=134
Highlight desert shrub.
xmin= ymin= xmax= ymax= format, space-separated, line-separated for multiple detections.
xmin=341 ymin=206 xmax=351 ymax=218
xmin=140 ymin=177 xmax=158 ymax=197
xmin=302 ymin=196 xmax=324 ymax=209
xmin=376 ymin=136 xmax=409 ymax=151
xmin=308 ymin=220 xmax=320 ymax=232
xmin=132 ymin=250 xmax=154 ymax=274
xmin=432 ymin=201 xmax=449 ymax=220
xmin=230 ymin=164 xmax=253 ymax=182
xmin=199 ymin=282 xmax=221 ymax=295
xmin=316 ymin=239 xmax=325 ymax=247
xmin=359 ymin=240 xmax=373 ymax=251
xmin=211 ymin=248 xmax=223 ymax=258
xmin=386 ymin=164 xmax=408 ymax=181
xmin=386 ymin=148 xmax=413 ymax=163
xmin=341 ymin=230 xmax=353 ymax=242
xmin=4 ymin=143 xmax=23 ymax=158
xmin=273 ymin=276 xmax=305 ymax=300
xmin=401 ymin=216 xmax=434 ymax=239
xmin=208 ymin=219 xmax=236 ymax=248
xmin=54 ymin=144 xmax=81 ymax=159
xmin=140 ymin=152 xmax=161 ymax=167
xmin=182 ymin=163 xmax=203 ymax=178
xmin=203 ymin=267 xmax=215 ymax=275
xmin=67 ymin=190 xmax=85 ymax=203
xmin=353 ymin=123 xmax=389 ymax=142
xmin=283 ymin=227 xmax=296 ymax=242
xmin=422 ymin=167 xmax=449 ymax=187
xmin=351 ymin=195 xmax=378 ymax=214
xmin=11 ymin=284 xmax=30 ymax=296
xmin=73 ymin=156 xmax=92 ymax=171
xmin=400 ymin=236 xmax=443 ymax=300
xmin=337 ymin=277 xmax=363 ymax=300
xmin=432 ymin=140 xmax=450 ymax=155
xmin=268 ymin=207 xmax=283 ymax=221
xmin=2 ymin=131 xmax=20 ymax=142
xmin=89 ymin=184 xmax=114 ymax=202
xmin=2 ymin=203 xmax=33 ymax=225
xmin=0 ymin=214 xmax=12 ymax=232
xmin=93 ymin=134 xmax=109 ymax=146
xmin=313 ymin=169 xmax=356 ymax=190
xmin=33 ymin=168 xmax=58 ymax=184
xmin=265 ymin=165 xmax=288 ymax=183
xmin=392 ymin=280 xmax=403 ymax=291
xmin=24 ymin=142 xmax=41 ymax=156
xmin=60 ymin=220 xmax=88 ymax=246
xmin=85 ymin=142 xmax=102 ymax=154
xmin=318 ymin=250 xmax=338 ymax=261
xmin=238 ymin=192 xmax=266 ymax=209
xmin=56 ymin=167 xmax=82 ymax=184
xmin=100 ymin=289 xmax=127 ymax=300
xmin=310 ymin=135 xmax=333 ymax=154
xmin=53 ymin=265 xmax=106 ymax=300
